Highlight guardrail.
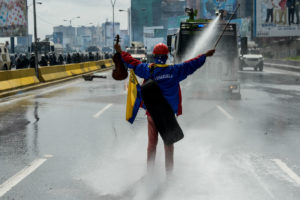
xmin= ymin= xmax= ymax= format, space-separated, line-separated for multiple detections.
xmin=0 ymin=59 xmax=113 ymax=92
xmin=264 ymin=59 xmax=300 ymax=73
xmin=265 ymin=59 xmax=300 ymax=67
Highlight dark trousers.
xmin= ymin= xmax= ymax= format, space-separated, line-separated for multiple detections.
xmin=266 ymin=8 xmax=274 ymax=23
xmin=288 ymin=8 xmax=295 ymax=24
xmin=296 ymin=5 xmax=300 ymax=24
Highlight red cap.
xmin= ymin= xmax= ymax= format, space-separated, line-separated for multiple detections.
xmin=153 ymin=43 xmax=169 ymax=55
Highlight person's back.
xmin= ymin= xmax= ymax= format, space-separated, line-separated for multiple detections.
xmin=22 ymin=55 xmax=29 ymax=68
xmin=67 ymin=54 xmax=71 ymax=64
xmin=115 ymin=42 xmax=215 ymax=174
xmin=120 ymin=43 xmax=211 ymax=115
xmin=30 ymin=55 xmax=35 ymax=68
xmin=16 ymin=56 xmax=22 ymax=69
xmin=58 ymin=54 xmax=64 ymax=64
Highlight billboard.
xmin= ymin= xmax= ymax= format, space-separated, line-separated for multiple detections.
xmin=201 ymin=0 xmax=238 ymax=18
xmin=0 ymin=0 xmax=28 ymax=37
xmin=231 ymin=17 xmax=252 ymax=38
xmin=254 ymin=0 xmax=300 ymax=37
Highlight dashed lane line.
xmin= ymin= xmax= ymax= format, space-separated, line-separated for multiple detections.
xmin=216 ymin=105 xmax=234 ymax=120
xmin=93 ymin=103 xmax=113 ymax=118
xmin=0 ymin=155 xmax=53 ymax=198
xmin=273 ymin=159 xmax=300 ymax=187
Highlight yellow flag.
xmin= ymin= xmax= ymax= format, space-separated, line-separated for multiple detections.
xmin=126 ymin=70 xmax=142 ymax=124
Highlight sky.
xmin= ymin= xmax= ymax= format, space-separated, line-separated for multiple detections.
xmin=1 ymin=0 xmax=131 ymax=43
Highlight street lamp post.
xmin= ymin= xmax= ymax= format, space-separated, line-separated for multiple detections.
xmin=110 ymin=0 xmax=117 ymax=52
xmin=119 ymin=8 xmax=131 ymax=44
xmin=33 ymin=0 xmax=39 ymax=77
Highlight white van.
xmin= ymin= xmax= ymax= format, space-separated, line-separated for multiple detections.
xmin=0 ymin=44 xmax=11 ymax=70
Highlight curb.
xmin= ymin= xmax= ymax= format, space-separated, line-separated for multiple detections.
xmin=264 ymin=63 xmax=300 ymax=73
xmin=0 ymin=68 xmax=112 ymax=99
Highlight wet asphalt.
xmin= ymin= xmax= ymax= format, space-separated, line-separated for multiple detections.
xmin=0 ymin=66 xmax=300 ymax=200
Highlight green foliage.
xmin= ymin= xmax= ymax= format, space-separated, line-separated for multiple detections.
xmin=286 ymin=56 xmax=300 ymax=61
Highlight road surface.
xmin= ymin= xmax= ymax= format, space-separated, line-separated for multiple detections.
xmin=0 ymin=66 xmax=299 ymax=200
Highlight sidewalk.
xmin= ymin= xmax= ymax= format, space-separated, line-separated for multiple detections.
xmin=264 ymin=59 xmax=300 ymax=73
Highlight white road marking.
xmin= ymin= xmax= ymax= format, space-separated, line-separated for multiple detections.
xmin=216 ymin=105 xmax=234 ymax=120
xmin=0 ymin=94 xmax=35 ymax=106
xmin=93 ymin=104 xmax=113 ymax=118
xmin=264 ymin=62 xmax=300 ymax=69
xmin=0 ymin=155 xmax=53 ymax=197
xmin=273 ymin=159 xmax=300 ymax=187
xmin=249 ymin=165 xmax=275 ymax=199
xmin=264 ymin=66 xmax=300 ymax=76
xmin=37 ymin=81 xmax=82 ymax=96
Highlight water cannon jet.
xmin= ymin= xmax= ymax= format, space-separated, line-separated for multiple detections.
xmin=215 ymin=9 xmax=226 ymax=20
xmin=214 ymin=4 xmax=240 ymax=49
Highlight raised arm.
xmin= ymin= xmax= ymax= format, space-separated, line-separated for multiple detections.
xmin=115 ymin=44 xmax=151 ymax=79
xmin=120 ymin=52 xmax=151 ymax=79
xmin=173 ymin=49 xmax=215 ymax=82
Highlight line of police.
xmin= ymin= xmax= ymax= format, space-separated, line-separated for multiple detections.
xmin=9 ymin=52 xmax=113 ymax=70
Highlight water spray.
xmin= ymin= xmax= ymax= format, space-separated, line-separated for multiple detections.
xmin=214 ymin=4 xmax=240 ymax=49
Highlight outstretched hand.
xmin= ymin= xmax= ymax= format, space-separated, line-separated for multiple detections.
xmin=114 ymin=44 xmax=122 ymax=53
xmin=205 ymin=49 xmax=215 ymax=57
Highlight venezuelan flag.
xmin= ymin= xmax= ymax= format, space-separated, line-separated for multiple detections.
xmin=126 ymin=70 xmax=142 ymax=124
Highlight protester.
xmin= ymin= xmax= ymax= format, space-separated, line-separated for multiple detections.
xmin=115 ymin=42 xmax=215 ymax=174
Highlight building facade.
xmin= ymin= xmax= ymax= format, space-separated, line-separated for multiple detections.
xmin=101 ymin=21 xmax=120 ymax=52
xmin=53 ymin=26 xmax=76 ymax=49
xmin=143 ymin=26 xmax=165 ymax=52
xmin=17 ymin=35 xmax=32 ymax=46
xmin=161 ymin=0 xmax=186 ymax=29
xmin=131 ymin=0 xmax=162 ymax=42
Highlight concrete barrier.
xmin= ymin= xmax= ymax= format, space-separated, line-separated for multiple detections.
xmin=97 ymin=60 xmax=106 ymax=69
xmin=38 ymin=65 xmax=69 ymax=82
xmin=89 ymin=61 xmax=100 ymax=71
xmin=0 ymin=68 xmax=39 ymax=91
xmin=0 ymin=59 xmax=114 ymax=93
xmin=104 ymin=59 xmax=113 ymax=68
xmin=65 ymin=63 xmax=84 ymax=76
xmin=79 ymin=63 xmax=88 ymax=73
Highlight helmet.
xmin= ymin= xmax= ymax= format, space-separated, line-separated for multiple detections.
xmin=153 ymin=43 xmax=169 ymax=55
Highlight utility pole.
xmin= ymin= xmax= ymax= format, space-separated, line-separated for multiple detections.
xmin=111 ymin=0 xmax=117 ymax=52
xmin=33 ymin=0 xmax=39 ymax=77
xmin=119 ymin=8 xmax=131 ymax=44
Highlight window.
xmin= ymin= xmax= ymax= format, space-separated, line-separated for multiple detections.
xmin=127 ymin=50 xmax=135 ymax=54
xmin=137 ymin=49 xmax=145 ymax=54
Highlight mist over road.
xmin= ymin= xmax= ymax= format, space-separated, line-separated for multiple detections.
xmin=0 ymin=67 xmax=299 ymax=200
